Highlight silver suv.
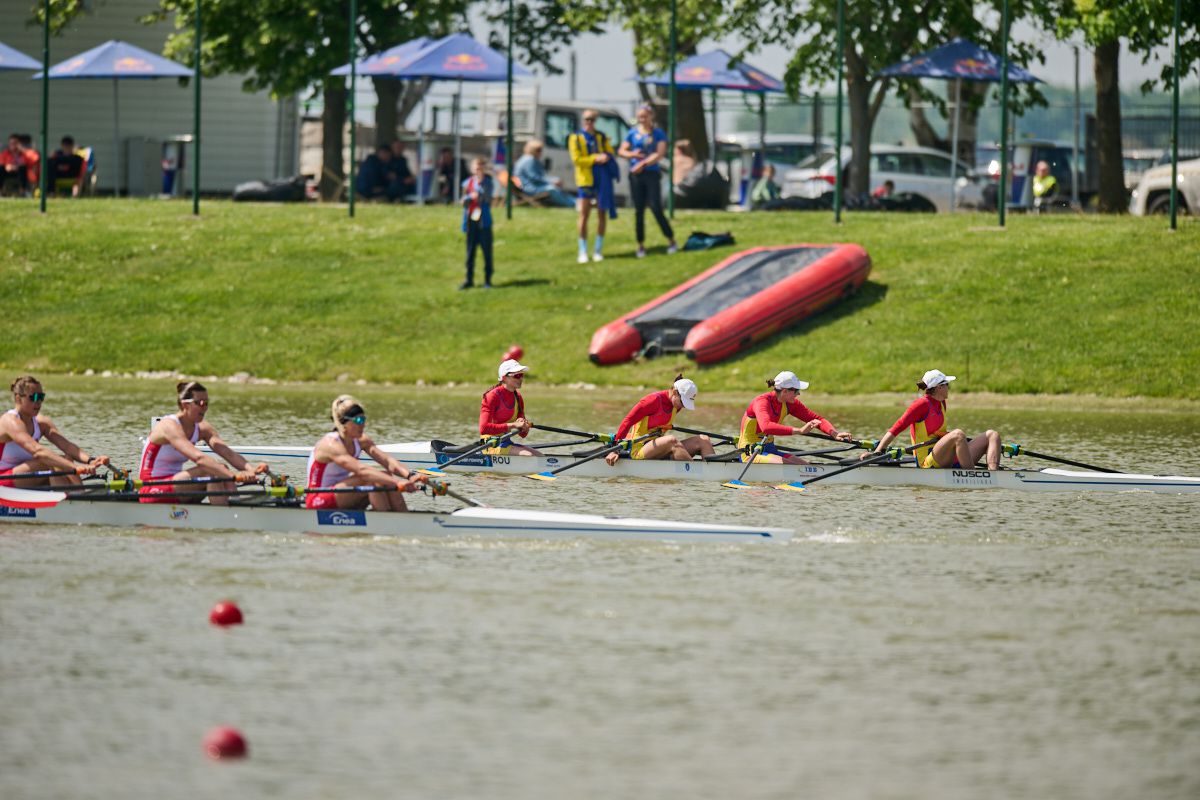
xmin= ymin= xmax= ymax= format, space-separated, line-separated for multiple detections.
xmin=781 ymin=145 xmax=984 ymax=212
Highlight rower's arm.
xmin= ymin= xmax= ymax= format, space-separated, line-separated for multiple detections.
xmin=1 ymin=414 xmax=78 ymax=471
xmin=207 ymin=428 xmax=269 ymax=476
xmin=362 ymin=437 xmax=420 ymax=482
xmin=42 ymin=418 xmax=108 ymax=465
xmin=164 ymin=422 xmax=237 ymax=479
xmin=871 ymin=431 xmax=898 ymax=454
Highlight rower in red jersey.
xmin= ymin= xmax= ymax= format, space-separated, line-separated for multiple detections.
xmin=0 ymin=375 xmax=109 ymax=487
xmin=863 ymin=369 xmax=1001 ymax=469
xmin=138 ymin=381 xmax=268 ymax=504
xmin=479 ymin=359 xmax=541 ymax=456
xmin=305 ymin=395 xmax=426 ymax=512
xmin=736 ymin=371 xmax=853 ymax=463
xmin=605 ymin=375 xmax=714 ymax=466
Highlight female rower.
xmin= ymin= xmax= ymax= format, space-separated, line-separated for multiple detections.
xmin=138 ymin=381 xmax=268 ymax=504
xmin=863 ymin=369 xmax=1001 ymax=469
xmin=1 ymin=375 xmax=109 ymax=487
xmin=604 ymin=375 xmax=714 ymax=465
xmin=305 ymin=395 xmax=426 ymax=512
xmin=479 ymin=359 xmax=541 ymax=456
xmin=737 ymin=371 xmax=854 ymax=463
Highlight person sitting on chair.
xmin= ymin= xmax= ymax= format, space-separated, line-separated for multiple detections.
xmin=0 ymin=134 xmax=28 ymax=196
xmin=387 ymin=140 xmax=416 ymax=201
xmin=514 ymin=140 xmax=574 ymax=207
xmin=750 ymin=164 xmax=781 ymax=207
xmin=1032 ymin=160 xmax=1058 ymax=213
xmin=355 ymin=144 xmax=392 ymax=200
xmin=871 ymin=179 xmax=896 ymax=199
xmin=49 ymin=136 xmax=86 ymax=198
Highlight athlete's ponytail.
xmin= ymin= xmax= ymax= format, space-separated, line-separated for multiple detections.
xmin=331 ymin=395 xmax=365 ymax=433
xmin=176 ymin=380 xmax=206 ymax=406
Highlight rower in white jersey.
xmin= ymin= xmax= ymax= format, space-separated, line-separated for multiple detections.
xmin=138 ymin=381 xmax=268 ymax=504
xmin=0 ymin=375 xmax=109 ymax=487
xmin=305 ymin=395 xmax=426 ymax=512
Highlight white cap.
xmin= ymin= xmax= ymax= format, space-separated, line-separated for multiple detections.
xmin=498 ymin=359 xmax=530 ymax=380
xmin=921 ymin=369 xmax=956 ymax=389
xmin=772 ymin=371 xmax=810 ymax=391
xmin=673 ymin=378 xmax=698 ymax=410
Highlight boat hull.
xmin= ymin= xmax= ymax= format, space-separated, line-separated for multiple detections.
xmin=0 ymin=500 xmax=791 ymax=544
xmin=221 ymin=441 xmax=1200 ymax=494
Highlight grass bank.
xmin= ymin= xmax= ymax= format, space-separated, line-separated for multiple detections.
xmin=2 ymin=199 xmax=1196 ymax=398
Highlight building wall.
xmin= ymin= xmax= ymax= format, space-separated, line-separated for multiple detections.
xmin=0 ymin=0 xmax=298 ymax=193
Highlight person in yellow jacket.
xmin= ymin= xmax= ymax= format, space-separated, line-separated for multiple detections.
xmin=568 ymin=110 xmax=616 ymax=264
xmin=1032 ymin=160 xmax=1058 ymax=213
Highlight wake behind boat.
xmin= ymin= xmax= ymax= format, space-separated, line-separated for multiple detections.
xmin=217 ymin=440 xmax=1200 ymax=494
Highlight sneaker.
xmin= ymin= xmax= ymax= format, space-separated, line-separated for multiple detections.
xmin=636 ymin=247 xmax=646 ymax=259
xmin=592 ymin=252 xmax=604 ymax=263
xmin=666 ymin=243 xmax=678 ymax=255
xmin=577 ymin=252 xmax=589 ymax=264
xmin=458 ymin=281 xmax=473 ymax=290
xmin=482 ymin=282 xmax=493 ymax=289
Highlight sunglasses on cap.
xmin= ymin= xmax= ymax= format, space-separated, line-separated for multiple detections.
xmin=341 ymin=414 xmax=367 ymax=425
xmin=23 ymin=392 xmax=46 ymax=403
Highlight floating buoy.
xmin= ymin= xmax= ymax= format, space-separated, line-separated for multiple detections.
xmin=503 ymin=344 xmax=523 ymax=362
xmin=209 ymin=601 xmax=243 ymax=626
xmin=203 ymin=726 xmax=248 ymax=760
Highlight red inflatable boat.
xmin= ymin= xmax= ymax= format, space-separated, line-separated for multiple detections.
xmin=589 ymin=243 xmax=872 ymax=365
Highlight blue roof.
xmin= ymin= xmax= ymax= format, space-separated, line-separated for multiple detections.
xmin=33 ymin=40 xmax=192 ymax=79
xmin=640 ymin=50 xmax=784 ymax=93
xmin=878 ymin=38 xmax=1041 ymax=83
xmin=330 ymin=37 xmax=432 ymax=77
xmin=0 ymin=41 xmax=41 ymax=71
xmin=338 ymin=33 xmax=530 ymax=82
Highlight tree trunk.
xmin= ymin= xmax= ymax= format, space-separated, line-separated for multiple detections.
xmin=909 ymin=81 xmax=988 ymax=165
xmin=372 ymin=77 xmax=399 ymax=146
xmin=1093 ymin=38 xmax=1125 ymax=213
xmin=320 ymin=77 xmax=347 ymax=202
xmin=397 ymin=78 xmax=431 ymax=130
xmin=846 ymin=65 xmax=872 ymax=195
xmin=908 ymin=88 xmax=949 ymax=152
xmin=638 ymin=83 xmax=709 ymax=163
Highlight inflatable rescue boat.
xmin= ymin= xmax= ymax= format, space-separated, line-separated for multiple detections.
xmin=589 ymin=243 xmax=872 ymax=365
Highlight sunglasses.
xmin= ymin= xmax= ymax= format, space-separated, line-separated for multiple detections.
xmin=24 ymin=392 xmax=46 ymax=403
xmin=341 ymin=414 xmax=367 ymax=425
xmin=182 ymin=398 xmax=209 ymax=408
xmin=583 ymin=116 xmax=597 ymax=122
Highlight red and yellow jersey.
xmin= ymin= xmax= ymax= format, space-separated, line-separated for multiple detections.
xmin=888 ymin=395 xmax=947 ymax=466
xmin=479 ymin=385 xmax=525 ymax=436
xmin=736 ymin=391 xmax=834 ymax=450
xmin=615 ymin=390 xmax=676 ymax=459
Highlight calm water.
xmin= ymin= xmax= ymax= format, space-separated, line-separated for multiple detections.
xmin=2 ymin=378 xmax=1198 ymax=799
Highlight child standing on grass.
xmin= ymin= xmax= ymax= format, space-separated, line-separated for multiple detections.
xmin=460 ymin=157 xmax=494 ymax=290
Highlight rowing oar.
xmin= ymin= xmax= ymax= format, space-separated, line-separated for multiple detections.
xmin=775 ymin=437 xmax=939 ymax=492
xmin=531 ymin=423 xmax=613 ymax=442
xmin=801 ymin=430 xmax=879 ymax=451
xmin=672 ymin=425 xmax=737 ymax=445
xmin=0 ymin=468 xmax=107 ymax=482
xmin=1001 ymin=443 xmax=1117 ymax=474
xmin=721 ymin=443 xmax=765 ymax=489
xmin=419 ymin=436 xmax=503 ymax=477
xmin=422 ymin=478 xmax=486 ymax=507
xmin=525 ymin=432 xmax=657 ymax=482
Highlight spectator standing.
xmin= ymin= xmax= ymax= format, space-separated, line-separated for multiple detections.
xmin=460 ymin=158 xmax=495 ymax=290
xmin=49 ymin=136 xmax=86 ymax=197
xmin=356 ymin=144 xmax=392 ymax=200
xmin=387 ymin=140 xmax=416 ymax=201
xmin=751 ymin=164 xmax=781 ymax=208
xmin=436 ymin=147 xmax=469 ymax=204
xmin=618 ymin=105 xmax=677 ymax=258
xmin=0 ymin=134 xmax=26 ymax=195
xmin=567 ymin=109 xmax=616 ymax=264
xmin=514 ymin=140 xmax=574 ymax=207
xmin=17 ymin=134 xmax=40 ymax=196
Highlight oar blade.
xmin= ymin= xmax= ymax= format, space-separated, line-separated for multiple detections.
xmin=525 ymin=472 xmax=557 ymax=482
xmin=418 ymin=467 xmax=447 ymax=476
xmin=773 ymin=481 xmax=807 ymax=492
xmin=721 ymin=479 xmax=752 ymax=489
xmin=0 ymin=486 xmax=68 ymax=508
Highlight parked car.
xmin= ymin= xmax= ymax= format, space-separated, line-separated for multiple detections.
xmin=1123 ymin=149 xmax=1163 ymax=192
xmin=781 ymin=145 xmax=985 ymax=212
xmin=1129 ymin=156 xmax=1200 ymax=215
xmin=975 ymin=139 xmax=1089 ymax=210
xmin=716 ymin=132 xmax=834 ymax=206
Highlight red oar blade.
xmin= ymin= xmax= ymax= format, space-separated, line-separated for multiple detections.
xmin=0 ymin=486 xmax=68 ymax=509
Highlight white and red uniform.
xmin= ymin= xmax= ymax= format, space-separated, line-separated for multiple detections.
xmin=137 ymin=415 xmax=201 ymax=503
xmin=305 ymin=432 xmax=362 ymax=509
xmin=0 ymin=409 xmax=42 ymax=486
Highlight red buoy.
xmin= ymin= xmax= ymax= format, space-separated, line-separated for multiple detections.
xmin=209 ymin=601 xmax=243 ymax=626
xmin=503 ymin=344 xmax=523 ymax=362
xmin=203 ymin=726 xmax=248 ymax=760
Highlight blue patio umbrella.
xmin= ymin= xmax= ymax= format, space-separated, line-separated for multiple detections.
xmin=335 ymin=33 xmax=532 ymax=203
xmin=330 ymin=37 xmax=431 ymax=76
xmin=879 ymin=37 xmax=1041 ymax=209
xmin=640 ymin=49 xmax=785 ymax=175
xmin=33 ymin=40 xmax=193 ymax=196
xmin=0 ymin=41 xmax=41 ymax=71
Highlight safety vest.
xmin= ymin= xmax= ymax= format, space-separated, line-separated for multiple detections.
xmin=1032 ymin=173 xmax=1057 ymax=199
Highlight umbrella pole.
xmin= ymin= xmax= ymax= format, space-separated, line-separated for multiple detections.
xmin=453 ymin=78 xmax=462 ymax=204
xmin=113 ymin=78 xmax=121 ymax=198
xmin=710 ymin=88 xmax=717 ymax=169
xmin=40 ymin=0 xmax=49 ymax=213
xmin=417 ymin=94 xmax=425 ymax=207
xmin=949 ymin=78 xmax=960 ymax=212
xmin=667 ymin=0 xmax=676 ymax=219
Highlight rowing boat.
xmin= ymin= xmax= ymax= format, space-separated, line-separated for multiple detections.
xmin=0 ymin=490 xmax=791 ymax=544
xmin=219 ymin=441 xmax=1200 ymax=494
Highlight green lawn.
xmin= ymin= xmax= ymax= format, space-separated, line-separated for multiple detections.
xmin=2 ymin=199 xmax=1197 ymax=398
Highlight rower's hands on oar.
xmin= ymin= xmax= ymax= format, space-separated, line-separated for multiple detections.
xmin=73 ymin=463 xmax=96 ymax=476
xmin=833 ymin=431 xmax=854 ymax=443
xmin=604 ymin=446 xmax=625 ymax=466
xmin=509 ymin=417 xmax=532 ymax=437
xmin=795 ymin=419 xmax=823 ymax=436
xmin=234 ymin=469 xmax=259 ymax=484
xmin=89 ymin=455 xmax=111 ymax=469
